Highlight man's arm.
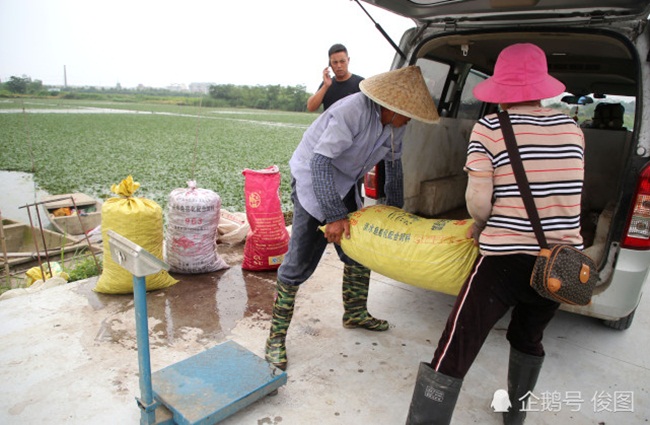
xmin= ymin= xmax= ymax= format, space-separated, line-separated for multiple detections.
xmin=306 ymin=68 xmax=332 ymax=112
xmin=311 ymin=153 xmax=349 ymax=244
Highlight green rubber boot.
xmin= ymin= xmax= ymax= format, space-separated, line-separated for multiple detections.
xmin=265 ymin=279 xmax=299 ymax=371
xmin=342 ymin=264 xmax=389 ymax=331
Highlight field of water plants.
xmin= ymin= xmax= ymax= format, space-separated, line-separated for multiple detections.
xmin=0 ymin=98 xmax=318 ymax=215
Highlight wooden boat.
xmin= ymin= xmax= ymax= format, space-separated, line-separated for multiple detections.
xmin=1 ymin=218 xmax=90 ymax=267
xmin=42 ymin=193 xmax=102 ymax=239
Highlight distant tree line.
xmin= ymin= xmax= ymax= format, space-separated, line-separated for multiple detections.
xmin=1 ymin=75 xmax=312 ymax=112
xmin=2 ymin=76 xmax=44 ymax=95
xmin=208 ymin=84 xmax=310 ymax=112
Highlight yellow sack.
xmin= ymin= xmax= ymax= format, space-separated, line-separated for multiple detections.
xmin=25 ymin=262 xmax=66 ymax=286
xmin=340 ymin=205 xmax=479 ymax=295
xmin=94 ymin=176 xmax=178 ymax=294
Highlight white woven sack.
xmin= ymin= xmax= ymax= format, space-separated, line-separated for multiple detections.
xmin=166 ymin=180 xmax=229 ymax=273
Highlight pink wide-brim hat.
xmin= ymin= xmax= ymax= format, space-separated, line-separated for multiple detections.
xmin=473 ymin=43 xmax=565 ymax=104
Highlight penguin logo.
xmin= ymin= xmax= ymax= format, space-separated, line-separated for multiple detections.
xmin=491 ymin=389 xmax=511 ymax=412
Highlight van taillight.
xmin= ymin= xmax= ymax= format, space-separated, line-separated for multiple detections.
xmin=364 ymin=162 xmax=385 ymax=199
xmin=364 ymin=168 xmax=380 ymax=199
xmin=622 ymin=163 xmax=650 ymax=249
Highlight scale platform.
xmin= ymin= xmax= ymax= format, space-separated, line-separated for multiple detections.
xmin=106 ymin=230 xmax=287 ymax=425
xmin=152 ymin=340 xmax=287 ymax=425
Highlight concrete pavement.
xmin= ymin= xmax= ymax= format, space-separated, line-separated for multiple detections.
xmin=0 ymin=243 xmax=648 ymax=424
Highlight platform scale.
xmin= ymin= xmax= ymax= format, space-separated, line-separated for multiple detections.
xmin=107 ymin=230 xmax=287 ymax=425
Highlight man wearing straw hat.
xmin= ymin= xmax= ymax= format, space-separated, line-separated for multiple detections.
xmin=265 ymin=66 xmax=438 ymax=371
xmin=406 ymin=43 xmax=584 ymax=425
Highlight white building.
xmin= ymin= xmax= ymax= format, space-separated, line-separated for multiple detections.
xmin=189 ymin=82 xmax=214 ymax=94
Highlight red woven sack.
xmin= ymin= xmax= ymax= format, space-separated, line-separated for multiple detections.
xmin=241 ymin=165 xmax=289 ymax=271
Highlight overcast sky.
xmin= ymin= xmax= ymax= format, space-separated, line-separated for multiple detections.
xmin=0 ymin=0 xmax=414 ymax=93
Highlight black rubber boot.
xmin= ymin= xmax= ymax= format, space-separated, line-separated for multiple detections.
xmin=406 ymin=362 xmax=463 ymax=425
xmin=503 ymin=348 xmax=544 ymax=425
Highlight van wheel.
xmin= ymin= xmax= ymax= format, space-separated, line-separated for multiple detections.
xmin=602 ymin=308 xmax=636 ymax=331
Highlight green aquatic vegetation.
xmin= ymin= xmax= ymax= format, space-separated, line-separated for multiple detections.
xmin=0 ymin=99 xmax=315 ymax=213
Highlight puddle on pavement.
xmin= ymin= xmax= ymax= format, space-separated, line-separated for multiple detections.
xmin=1 ymin=170 xmax=278 ymax=345
xmin=78 ymin=244 xmax=278 ymax=346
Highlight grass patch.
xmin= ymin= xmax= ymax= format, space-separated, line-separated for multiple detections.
xmin=65 ymin=255 xmax=103 ymax=283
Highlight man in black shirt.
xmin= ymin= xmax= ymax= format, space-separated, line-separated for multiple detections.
xmin=307 ymin=44 xmax=364 ymax=112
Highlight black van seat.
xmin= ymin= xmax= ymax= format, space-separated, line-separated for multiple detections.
xmin=591 ymin=103 xmax=626 ymax=130
xmin=581 ymin=128 xmax=631 ymax=213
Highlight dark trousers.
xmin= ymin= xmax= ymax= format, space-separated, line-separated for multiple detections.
xmin=431 ymin=254 xmax=560 ymax=379
xmin=278 ymin=180 xmax=360 ymax=286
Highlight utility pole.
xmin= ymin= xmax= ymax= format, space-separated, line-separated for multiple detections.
xmin=64 ymin=65 xmax=67 ymax=88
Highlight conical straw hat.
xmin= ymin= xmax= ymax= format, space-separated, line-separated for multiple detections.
xmin=360 ymin=66 xmax=439 ymax=124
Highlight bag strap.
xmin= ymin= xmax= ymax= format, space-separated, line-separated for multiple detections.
xmin=497 ymin=111 xmax=549 ymax=249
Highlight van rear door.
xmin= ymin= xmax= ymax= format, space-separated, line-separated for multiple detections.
xmin=362 ymin=0 xmax=650 ymax=26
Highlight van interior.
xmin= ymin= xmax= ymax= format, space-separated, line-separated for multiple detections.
xmin=400 ymin=30 xmax=638 ymax=270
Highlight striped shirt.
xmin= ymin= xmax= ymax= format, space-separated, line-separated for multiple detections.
xmin=465 ymin=106 xmax=585 ymax=256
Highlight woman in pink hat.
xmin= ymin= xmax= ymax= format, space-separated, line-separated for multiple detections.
xmin=406 ymin=43 xmax=585 ymax=425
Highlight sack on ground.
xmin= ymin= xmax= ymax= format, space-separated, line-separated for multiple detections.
xmin=217 ymin=209 xmax=249 ymax=245
xmin=165 ymin=180 xmax=229 ymax=274
xmin=531 ymin=245 xmax=598 ymax=305
xmin=241 ymin=166 xmax=289 ymax=271
xmin=339 ymin=205 xmax=479 ymax=295
xmin=25 ymin=262 xmax=65 ymax=286
xmin=94 ymin=176 xmax=178 ymax=294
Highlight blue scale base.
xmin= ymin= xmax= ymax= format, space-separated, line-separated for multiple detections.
xmin=152 ymin=340 xmax=287 ymax=425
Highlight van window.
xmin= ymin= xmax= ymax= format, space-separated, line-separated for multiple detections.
xmin=587 ymin=98 xmax=635 ymax=131
xmin=415 ymin=58 xmax=449 ymax=110
xmin=457 ymin=69 xmax=487 ymax=120
xmin=542 ymin=94 xmax=636 ymax=131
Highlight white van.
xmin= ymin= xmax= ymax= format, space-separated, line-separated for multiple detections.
xmin=361 ymin=0 xmax=650 ymax=329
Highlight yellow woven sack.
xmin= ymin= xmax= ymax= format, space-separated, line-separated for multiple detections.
xmin=94 ymin=176 xmax=178 ymax=294
xmin=340 ymin=205 xmax=479 ymax=295
xmin=24 ymin=262 xmax=66 ymax=286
